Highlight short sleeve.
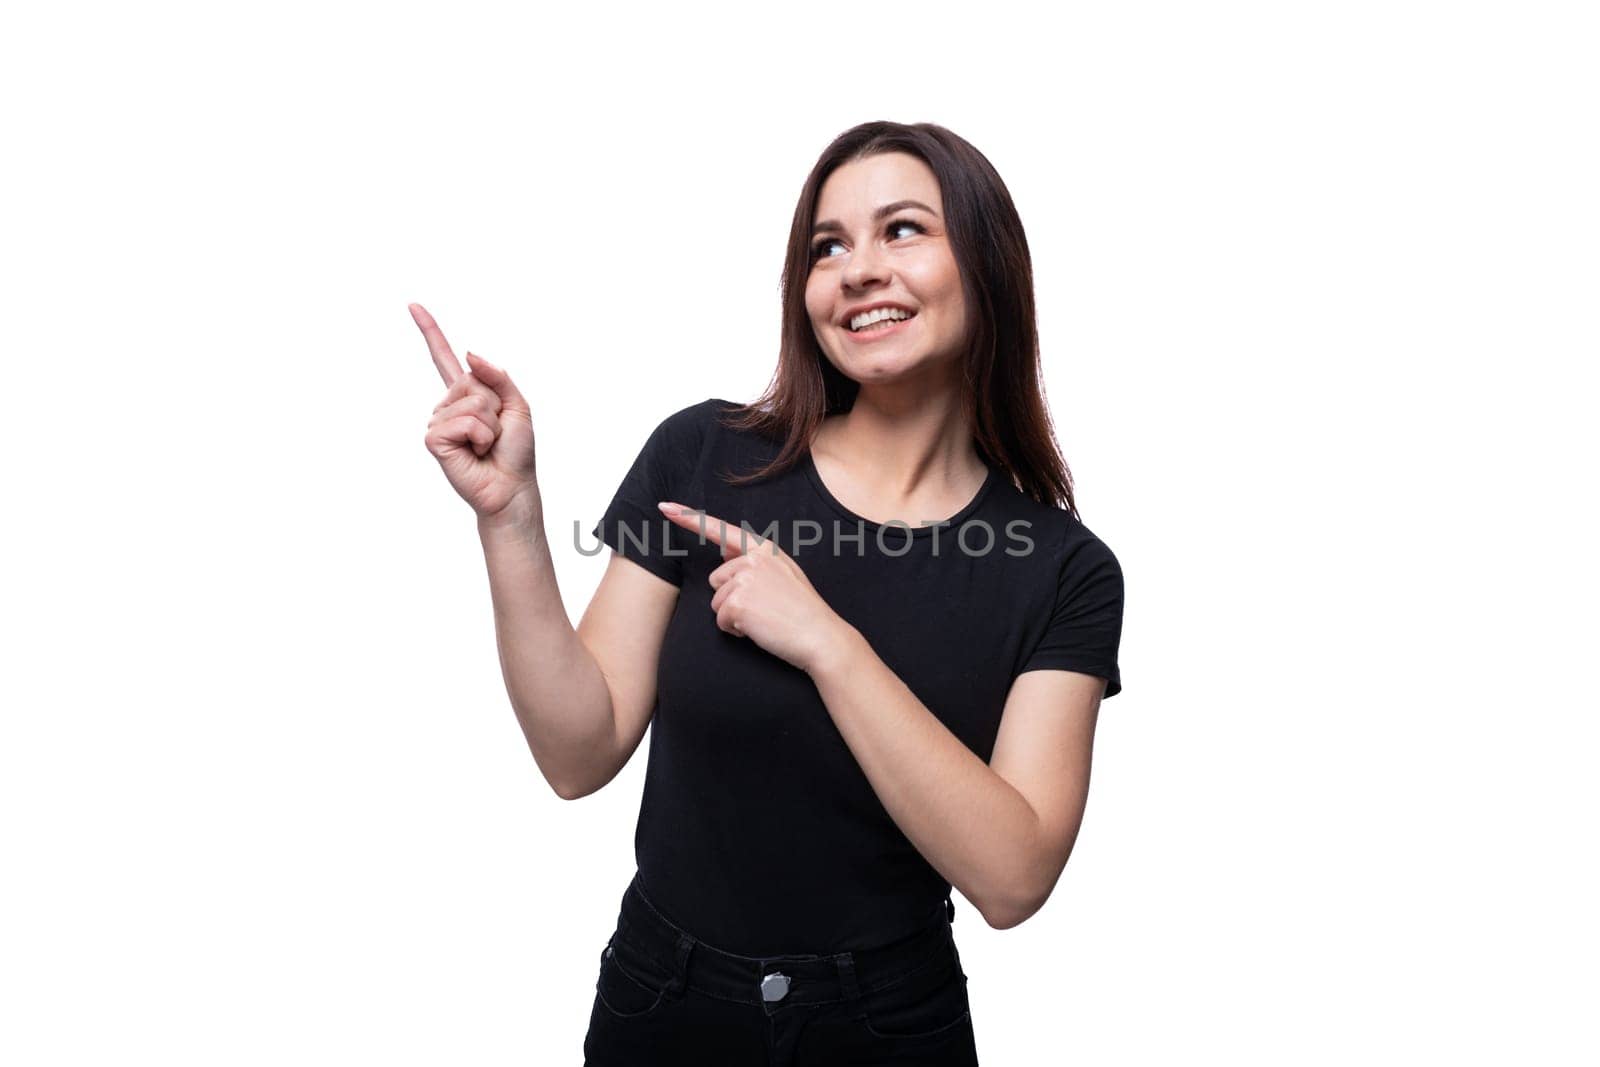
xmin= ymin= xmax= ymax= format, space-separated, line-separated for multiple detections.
xmin=588 ymin=400 xmax=711 ymax=588
xmin=1016 ymin=532 xmax=1125 ymax=698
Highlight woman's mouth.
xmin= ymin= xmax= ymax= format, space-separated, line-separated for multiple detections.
xmin=844 ymin=312 xmax=917 ymax=343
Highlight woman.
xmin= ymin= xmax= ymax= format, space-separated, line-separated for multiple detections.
xmin=413 ymin=120 xmax=1124 ymax=1066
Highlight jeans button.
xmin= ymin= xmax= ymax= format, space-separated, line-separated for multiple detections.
xmin=761 ymin=972 xmax=790 ymax=1002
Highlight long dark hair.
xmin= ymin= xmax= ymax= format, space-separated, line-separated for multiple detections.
xmin=717 ymin=120 xmax=1083 ymax=520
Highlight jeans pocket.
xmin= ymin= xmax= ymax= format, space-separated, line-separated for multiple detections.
xmin=593 ymin=936 xmax=672 ymax=1021
xmin=856 ymin=954 xmax=972 ymax=1042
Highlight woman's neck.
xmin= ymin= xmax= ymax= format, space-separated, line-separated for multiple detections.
xmin=811 ymin=391 xmax=986 ymax=514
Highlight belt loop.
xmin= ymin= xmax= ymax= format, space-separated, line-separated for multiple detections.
xmin=666 ymin=932 xmax=695 ymax=996
xmin=834 ymin=952 xmax=862 ymax=1003
xmin=945 ymin=896 xmax=956 ymax=924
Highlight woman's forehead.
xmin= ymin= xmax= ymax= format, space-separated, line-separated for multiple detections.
xmin=814 ymin=153 xmax=941 ymax=225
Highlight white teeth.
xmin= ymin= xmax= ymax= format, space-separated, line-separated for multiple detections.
xmin=849 ymin=307 xmax=914 ymax=331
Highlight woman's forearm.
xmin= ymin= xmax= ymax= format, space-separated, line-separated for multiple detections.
xmin=805 ymin=624 xmax=1048 ymax=928
xmin=475 ymin=493 xmax=616 ymax=799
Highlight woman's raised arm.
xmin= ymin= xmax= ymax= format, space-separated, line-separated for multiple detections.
xmin=412 ymin=302 xmax=671 ymax=799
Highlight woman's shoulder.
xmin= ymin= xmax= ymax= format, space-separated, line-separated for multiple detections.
xmin=653 ymin=396 xmax=747 ymax=433
xmin=631 ymin=396 xmax=771 ymax=477
xmin=682 ymin=395 xmax=781 ymax=450
xmin=982 ymin=473 xmax=1121 ymax=570
xmin=635 ymin=396 xmax=737 ymax=448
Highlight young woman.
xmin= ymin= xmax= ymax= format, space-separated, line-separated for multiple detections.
xmin=413 ymin=120 xmax=1124 ymax=1067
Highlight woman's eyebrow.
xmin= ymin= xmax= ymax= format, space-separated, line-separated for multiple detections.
xmin=812 ymin=199 xmax=939 ymax=236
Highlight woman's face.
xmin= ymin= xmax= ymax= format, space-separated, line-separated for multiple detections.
xmin=804 ymin=152 xmax=969 ymax=389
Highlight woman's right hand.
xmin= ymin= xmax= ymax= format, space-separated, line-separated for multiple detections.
xmin=411 ymin=302 xmax=539 ymax=522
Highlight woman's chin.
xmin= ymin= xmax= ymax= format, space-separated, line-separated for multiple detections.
xmin=835 ymin=347 xmax=962 ymax=386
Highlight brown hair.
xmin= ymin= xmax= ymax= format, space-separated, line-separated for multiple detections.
xmin=716 ymin=119 xmax=1084 ymax=520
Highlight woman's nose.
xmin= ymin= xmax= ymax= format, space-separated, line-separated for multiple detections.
xmin=842 ymin=242 xmax=890 ymax=289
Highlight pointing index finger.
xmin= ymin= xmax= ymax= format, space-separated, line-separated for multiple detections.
xmin=409 ymin=302 xmax=464 ymax=386
xmin=660 ymin=504 xmax=769 ymax=556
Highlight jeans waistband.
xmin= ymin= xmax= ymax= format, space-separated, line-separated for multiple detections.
xmin=605 ymin=871 xmax=961 ymax=1010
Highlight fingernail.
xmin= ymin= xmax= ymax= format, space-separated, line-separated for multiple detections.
xmin=657 ymin=501 xmax=681 ymax=516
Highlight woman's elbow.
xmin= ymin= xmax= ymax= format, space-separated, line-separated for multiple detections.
xmin=978 ymin=886 xmax=1048 ymax=930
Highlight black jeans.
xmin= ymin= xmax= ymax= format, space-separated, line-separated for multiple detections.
xmin=582 ymin=871 xmax=979 ymax=1066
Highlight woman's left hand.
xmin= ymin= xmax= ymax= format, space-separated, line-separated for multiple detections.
xmin=657 ymin=501 xmax=853 ymax=674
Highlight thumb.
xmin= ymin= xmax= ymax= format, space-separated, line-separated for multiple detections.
xmin=465 ymin=352 xmax=530 ymax=415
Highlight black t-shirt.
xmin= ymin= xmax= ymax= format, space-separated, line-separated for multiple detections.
xmin=589 ymin=397 xmax=1124 ymax=956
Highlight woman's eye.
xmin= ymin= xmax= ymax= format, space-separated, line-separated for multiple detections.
xmin=809 ymin=219 xmax=925 ymax=261
xmin=811 ymin=237 xmax=844 ymax=260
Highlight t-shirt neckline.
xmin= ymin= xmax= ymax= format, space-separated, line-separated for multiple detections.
xmin=800 ymin=448 xmax=999 ymax=538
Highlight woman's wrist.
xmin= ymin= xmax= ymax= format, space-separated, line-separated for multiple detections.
xmin=477 ymin=486 xmax=545 ymax=543
xmin=803 ymin=617 xmax=866 ymax=681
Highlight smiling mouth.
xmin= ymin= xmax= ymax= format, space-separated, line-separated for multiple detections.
xmin=848 ymin=312 xmax=918 ymax=333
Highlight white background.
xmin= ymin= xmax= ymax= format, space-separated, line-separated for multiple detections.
xmin=3 ymin=1 xmax=1595 ymax=1063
